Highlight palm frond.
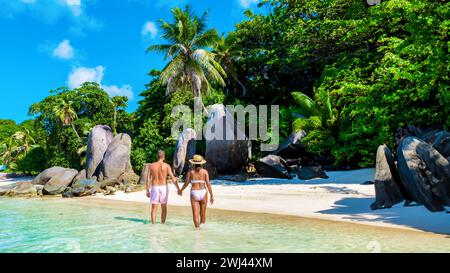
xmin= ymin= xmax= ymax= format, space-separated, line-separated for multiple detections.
xmin=291 ymin=92 xmax=322 ymax=118
xmin=193 ymin=29 xmax=220 ymax=48
xmin=293 ymin=116 xmax=322 ymax=132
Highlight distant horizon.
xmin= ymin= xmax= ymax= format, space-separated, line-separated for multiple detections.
xmin=0 ymin=0 xmax=262 ymax=123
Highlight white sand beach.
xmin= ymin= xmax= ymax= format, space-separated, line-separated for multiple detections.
xmin=97 ymin=168 xmax=450 ymax=235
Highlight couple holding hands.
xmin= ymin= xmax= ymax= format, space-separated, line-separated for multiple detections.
xmin=146 ymin=151 xmax=214 ymax=229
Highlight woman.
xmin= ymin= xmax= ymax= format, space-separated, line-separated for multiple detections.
xmin=179 ymin=155 xmax=214 ymax=229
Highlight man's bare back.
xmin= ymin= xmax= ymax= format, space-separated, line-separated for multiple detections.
xmin=149 ymin=161 xmax=173 ymax=186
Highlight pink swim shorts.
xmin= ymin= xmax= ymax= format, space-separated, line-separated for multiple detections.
xmin=150 ymin=186 xmax=169 ymax=204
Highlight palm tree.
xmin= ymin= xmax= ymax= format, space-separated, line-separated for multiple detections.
xmin=213 ymin=35 xmax=247 ymax=95
xmin=291 ymin=90 xmax=338 ymax=132
xmin=53 ymin=95 xmax=81 ymax=139
xmin=11 ymin=129 xmax=36 ymax=155
xmin=147 ymin=5 xmax=226 ymax=113
xmin=0 ymin=137 xmax=17 ymax=167
xmin=111 ymin=96 xmax=128 ymax=135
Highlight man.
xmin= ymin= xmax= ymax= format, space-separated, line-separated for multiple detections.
xmin=146 ymin=150 xmax=181 ymax=224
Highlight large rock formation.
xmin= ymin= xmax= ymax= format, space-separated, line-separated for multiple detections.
xmin=100 ymin=133 xmax=132 ymax=180
xmin=173 ymin=128 xmax=197 ymax=176
xmin=272 ymin=130 xmax=307 ymax=159
xmin=371 ymin=145 xmax=405 ymax=210
xmin=43 ymin=168 xmax=78 ymax=195
xmin=86 ymin=125 xmax=113 ymax=178
xmin=297 ymin=166 xmax=328 ymax=180
xmin=205 ymin=104 xmax=252 ymax=173
xmin=432 ymin=131 xmax=450 ymax=158
xmin=254 ymin=155 xmax=292 ymax=179
xmin=32 ymin=166 xmax=67 ymax=185
xmin=397 ymin=137 xmax=450 ymax=212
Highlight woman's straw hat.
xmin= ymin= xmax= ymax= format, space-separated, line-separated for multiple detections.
xmin=189 ymin=154 xmax=207 ymax=165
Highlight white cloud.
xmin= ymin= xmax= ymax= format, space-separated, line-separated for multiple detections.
xmin=239 ymin=0 xmax=259 ymax=8
xmin=52 ymin=39 xmax=74 ymax=59
xmin=66 ymin=0 xmax=82 ymax=16
xmin=0 ymin=0 xmax=99 ymax=34
xmin=67 ymin=66 xmax=134 ymax=100
xmin=141 ymin=21 xmax=158 ymax=38
xmin=68 ymin=66 xmax=104 ymax=89
xmin=66 ymin=0 xmax=81 ymax=6
xmin=103 ymin=85 xmax=134 ymax=100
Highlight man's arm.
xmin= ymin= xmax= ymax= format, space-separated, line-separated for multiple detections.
xmin=167 ymin=165 xmax=180 ymax=191
xmin=146 ymin=164 xmax=152 ymax=197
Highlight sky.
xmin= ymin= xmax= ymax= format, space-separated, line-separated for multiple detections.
xmin=0 ymin=0 xmax=262 ymax=123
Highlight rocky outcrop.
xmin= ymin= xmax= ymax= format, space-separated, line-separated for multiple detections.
xmin=73 ymin=169 xmax=87 ymax=184
xmin=297 ymin=166 xmax=328 ymax=180
xmin=254 ymin=155 xmax=292 ymax=179
xmin=32 ymin=166 xmax=67 ymax=185
xmin=397 ymin=137 xmax=450 ymax=212
xmin=371 ymin=145 xmax=405 ymax=210
xmin=205 ymin=104 xmax=252 ymax=173
xmin=0 ymin=182 xmax=37 ymax=197
xmin=203 ymin=162 xmax=218 ymax=180
xmin=100 ymin=133 xmax=132 ymax=180
xmin=69 ymin=179 xmax=100 ymax=197
xmin=138 ymin=163 xmax=150 ymax=185
xmin=86 ymin=125 xmax=113 ymax=178
xmin=272 ymin=130 xmax=307 ymax=159
xmin=173 ymin=128 xmax=197 ymax=176
xmin=43 ymin=169 xmax=78 ymax=195
xmin=118 ymin=170 xmax=139 ymax=184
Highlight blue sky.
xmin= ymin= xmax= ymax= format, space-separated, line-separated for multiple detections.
xmin=0 ymin=0 xmax=262 ymax=123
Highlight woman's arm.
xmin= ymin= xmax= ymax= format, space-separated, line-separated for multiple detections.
xmin=205 ymin=171 xmax=214 ymax=205
xmin=180 ymin=171 xmax=191 ymax=192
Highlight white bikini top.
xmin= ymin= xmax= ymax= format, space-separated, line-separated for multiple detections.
xmin=191 ymin=180 xmax=206 ymax=184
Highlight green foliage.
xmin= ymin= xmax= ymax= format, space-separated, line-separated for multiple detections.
xmin=132 ymin=119 xmax=167 ymax=172
xmin=232 ymin=0 xmax=449 ymax=167
xmin=15 ymin=146 xmax=47 ymax=175
xmin=0 ymin=120 xmax=20 ymax=144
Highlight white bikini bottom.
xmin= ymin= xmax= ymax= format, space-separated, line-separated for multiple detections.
xmin=191 ymin=189 xmax=207 ymax=201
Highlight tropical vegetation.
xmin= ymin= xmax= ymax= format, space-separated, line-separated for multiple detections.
xmin=1 ymin=0 xmax=448 ymax=174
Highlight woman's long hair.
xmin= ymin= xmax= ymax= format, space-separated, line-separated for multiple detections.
xmin=193 ymin=164 xmax=202 ymax=172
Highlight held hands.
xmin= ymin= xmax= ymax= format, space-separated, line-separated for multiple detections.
xmin=146 ymin=190 xmax=150 ymax=198
xmin=177 ymin=189 xmax=183 ymax=196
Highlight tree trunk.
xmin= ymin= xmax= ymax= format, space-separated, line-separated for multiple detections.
xmin=194 ymin=96 xmax=208 ymax=116
xmin=236 ymin=79 xmax=247 ymax=96
xmin=71 ymin=123 xmax=81 ymax=140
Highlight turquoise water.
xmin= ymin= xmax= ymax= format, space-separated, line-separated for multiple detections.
xmin=1 ymin=198 xmax=449 ymax=253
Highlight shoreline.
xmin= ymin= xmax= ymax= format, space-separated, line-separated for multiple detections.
xmin=2 ymin=168 xmax=449 ymax=235
xmin=95 ymin=168 xmax=450 ymax=235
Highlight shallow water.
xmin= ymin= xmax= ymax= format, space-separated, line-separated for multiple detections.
xmin=0 ymin=197 xmax=449 ymax=253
